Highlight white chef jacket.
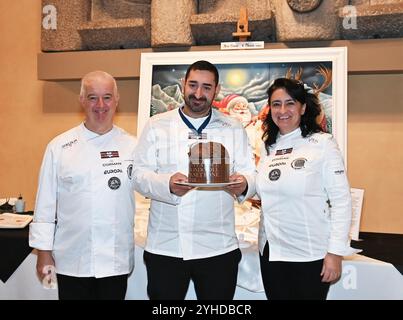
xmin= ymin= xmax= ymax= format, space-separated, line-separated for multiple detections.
xmin=257 ymin=128 xmax=354 ymax=262
xmin=134 ymin=108 xmax=256 ymax=260
xmin=29 ymin=123 xmax=137 ymax=278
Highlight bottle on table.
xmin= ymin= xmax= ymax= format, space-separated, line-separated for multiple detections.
xmin=15 ymin=194 xmax=25 ymax=213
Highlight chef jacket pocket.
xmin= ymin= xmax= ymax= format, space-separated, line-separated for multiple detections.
xmin=60 ymin=176 xmax=74 ymax=192
xmin=59 ymin=172 xmax=89 ymax=193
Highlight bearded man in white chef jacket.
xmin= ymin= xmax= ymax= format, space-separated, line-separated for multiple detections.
xmin=29 ymin=71 xmax=137 ymax=300
xmin=134 ymin=60 xmax=256 ymax=300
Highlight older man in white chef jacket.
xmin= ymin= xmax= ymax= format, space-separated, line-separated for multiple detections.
xmin=29 ymin=71 xmax=137 ymax=300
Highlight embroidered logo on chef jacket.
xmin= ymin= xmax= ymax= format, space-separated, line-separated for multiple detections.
xmin=275 ymin=148 xmax=293 ymax=156
xmin=127 ymin=164 xmax=133 ymax=179
xmin=268 ymin=169 xmax=281 ymax=181
xmin=214 ymin=119 xmax=232 ymax=128
xmin=62 ymin=139 xmax=78 ymax=149
xmin=272 ymin=156 xmax=289 ymax=162
xmin=334 ymin=170 xmax=345 ymax=175
xmin=102 ymin=162 xmax=122 ymax=167
xmin=100 ymin=151 xmax=119 ymax=159
xmin=108 ymin=177 xmax=121 ymax=190
xmin=269 ymin=162 xmax=286 ymax=168
xmin=308 ymin=137 xmax=319 ymax=144
xmin=291 ymin=158 xmax=307 ymax=170
xmin=104 ymin=169 xmax=123 ymax=175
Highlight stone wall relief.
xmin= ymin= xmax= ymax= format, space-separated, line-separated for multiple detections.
xmin=41 ymin=0 xmax=403 ymax=51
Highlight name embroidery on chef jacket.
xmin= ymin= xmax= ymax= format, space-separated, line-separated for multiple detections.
xmin=62 ymin=139 xmax=78 ymax=149
xmin=104 ymin=168 xmax=123 ymax=175
xmin=268 ymin=162 xmax=286 ymax=168
xmin=212 ymin=119 xmax=233 ymax=128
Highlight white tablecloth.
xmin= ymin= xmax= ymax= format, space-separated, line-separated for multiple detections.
xmin=2 ymin=249 xmax=402 ymax=300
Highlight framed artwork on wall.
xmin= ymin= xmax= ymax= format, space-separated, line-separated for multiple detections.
xmin=138 ymin=47 xmax=347 ymax=161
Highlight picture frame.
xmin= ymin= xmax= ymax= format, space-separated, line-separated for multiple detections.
xmin=138 ymin=47 xmax=348 ymax=161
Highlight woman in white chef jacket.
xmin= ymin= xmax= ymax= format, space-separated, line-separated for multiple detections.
xmin=256 ymin=78 xmax=354 ymax=300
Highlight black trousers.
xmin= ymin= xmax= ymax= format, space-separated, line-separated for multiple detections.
xmin=143 ymin=248 xmax=242 ymax=300
xmin=259 ymin=243 xmax=330 ymax=300
xmin=56 ymin=274 xmax=128 ymax=300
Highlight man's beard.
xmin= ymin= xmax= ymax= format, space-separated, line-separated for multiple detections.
xmin=184 ymin=94 xmax=212 ymax=114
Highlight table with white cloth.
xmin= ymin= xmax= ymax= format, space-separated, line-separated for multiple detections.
xmin=2 ymin=245 xmax=403 ymax=300
xmin=1 ymin=197 xmax=403 ymax=300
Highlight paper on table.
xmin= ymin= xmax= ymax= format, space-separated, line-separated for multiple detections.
xmin=0 ymin=213 xmax=33 ymax=228
xmin=350 ymin=188 xmax=364 ymax=241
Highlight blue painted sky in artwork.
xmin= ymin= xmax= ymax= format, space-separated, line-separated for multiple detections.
xmin=152 ymin=61 xmax=333 ymax=102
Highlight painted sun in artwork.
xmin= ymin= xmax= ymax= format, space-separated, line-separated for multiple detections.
xmin=225 ymin=69 xmax=249 ymax=88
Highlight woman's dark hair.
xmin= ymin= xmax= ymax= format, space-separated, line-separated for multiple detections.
xmin=262 ymin=78 xmax=323 ymax=154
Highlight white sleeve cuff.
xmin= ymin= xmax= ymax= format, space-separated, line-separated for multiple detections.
xmin=236 ymin=174 xmax=256 ymax=204
xmin=29 ymin=222 xmax=55 ymax=250
xmin=328 ymin=240 xmax=362 ymax=257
